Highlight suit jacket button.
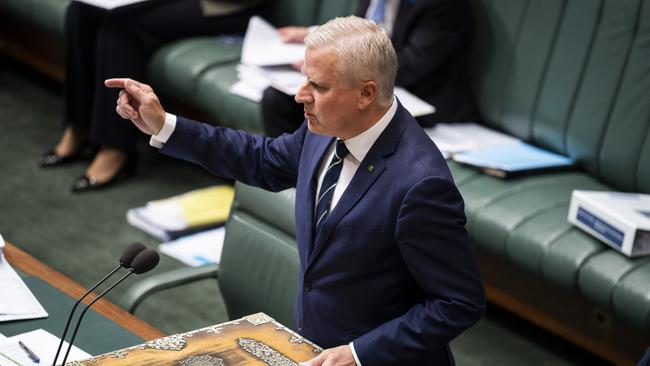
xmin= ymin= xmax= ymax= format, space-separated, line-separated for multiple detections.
xmin=304 ymin=281 xmax=312 ymax=292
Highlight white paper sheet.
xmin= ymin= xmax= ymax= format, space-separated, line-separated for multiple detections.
xmin=241 ymin=16 xmax=306 ymax=66
xmin=159 ymin=228 xmax=225 ymax=267
xmin=394 ymin=87 xmax=435 ymax=117
xmin=0 ymin=329 xmax=92 ymax=366
xmin=424 ymin=122 xmax=520 ymax=159
xmin=0 ymin=257 xmax=48 ymax=322
xmin=72 ymin=0 xmax=151 ymax=9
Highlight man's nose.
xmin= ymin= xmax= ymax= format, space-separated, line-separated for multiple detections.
xmin=295 ymin=81 xmax=313 ymax=104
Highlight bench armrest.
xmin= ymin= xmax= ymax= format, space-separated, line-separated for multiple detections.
xmin=119 ymin=264 xmax=219 ymax=313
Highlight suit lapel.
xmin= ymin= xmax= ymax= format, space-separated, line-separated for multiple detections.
xmin=306 ymin=105 xmax=409 ymax=270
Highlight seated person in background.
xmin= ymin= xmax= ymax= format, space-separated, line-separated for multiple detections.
xmin=108 ymin=16 xmax=485 ymax=365
xmin=261 ymin=0 xmax=478 ymax=137
xmin=39 ymin=0 xmax=267 ymax=192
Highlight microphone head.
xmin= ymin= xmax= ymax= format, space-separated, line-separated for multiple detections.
xmin=130 ymin=249 xmax=160 ymax=274
xmin=119 ymin=242 xmax=147 ymax=267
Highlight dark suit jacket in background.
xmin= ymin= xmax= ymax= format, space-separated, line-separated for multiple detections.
xmin=356 ymin=0 xmax=478 ymax=125
xmin=161 ymin=103 xmax=486 ymax=365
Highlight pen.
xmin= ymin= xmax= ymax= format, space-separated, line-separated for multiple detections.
xmin=18 ymin=341 xmax=40 ymax=364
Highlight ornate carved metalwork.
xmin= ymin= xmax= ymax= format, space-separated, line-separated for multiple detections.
xmin=206 ymin=325 xmax=224 ymax=334
xmin=238 ymin=338 xmax=298 ymax=366
xmin=244 ymin=312 xmax=272 ymax=325
xmin=144 ymin=334 xmax=187 ymax=351
xmin=107 ymin=350 xmax=129 ymax=359
xmin=179 ymin=355 xmax=226 ymax=366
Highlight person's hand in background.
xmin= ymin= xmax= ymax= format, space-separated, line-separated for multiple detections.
xmin=278 ymin=26 xmax=309 ymax=43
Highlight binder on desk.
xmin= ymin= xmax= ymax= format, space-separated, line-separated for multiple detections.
xmin=452 ymin=141 xmax=575 ymax=178
xmin=568 ymin=190 xmax=650 ymax=257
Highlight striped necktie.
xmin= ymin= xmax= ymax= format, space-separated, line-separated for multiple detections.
xmin=314 ymin=139 xmax=349 ymax=235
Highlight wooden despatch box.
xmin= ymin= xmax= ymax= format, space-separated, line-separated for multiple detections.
xmin=69 ymin=313 xmax=322 ymax=365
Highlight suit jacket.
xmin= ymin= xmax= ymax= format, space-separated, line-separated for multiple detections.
xmin=356 ymin=0 xmax=478 ymax=126
xmin=161 ymin=102 xmax=486 ymax=365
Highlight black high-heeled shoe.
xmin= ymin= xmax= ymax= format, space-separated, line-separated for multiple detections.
xmin=39 ymin=143 xmax=97 ymax=168
xmin=70 ymin=156 xmax=136 ymax=193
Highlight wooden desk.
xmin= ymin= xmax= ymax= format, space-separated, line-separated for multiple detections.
xmin=3 ymin=242 xmax=164 ymax=341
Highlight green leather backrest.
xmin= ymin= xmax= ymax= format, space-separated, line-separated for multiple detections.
xmin=313 ymin=0 xmax=357 ymax=24
xmin=217 ymin=182 xmax=299 ymax=327
xmin=262 ymin=0 xmax=319 ymax=27
xmin=470 ymin=0 xmax=650 ymax=193
xmin=264 ymin=0 xmax=356 ymax=27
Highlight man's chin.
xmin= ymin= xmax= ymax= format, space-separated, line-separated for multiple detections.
xmin=306 ymin=119 xmax=330 ymax=136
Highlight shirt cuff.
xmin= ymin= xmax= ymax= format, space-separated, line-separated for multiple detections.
xmin=149 ymin=113 xmax=177 ymax=149
xmin=349 ymin=342 xmax=362 ymax=366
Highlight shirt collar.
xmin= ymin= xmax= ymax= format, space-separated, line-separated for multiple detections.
xmin=343 ymin=96 xmax=397 ymax=163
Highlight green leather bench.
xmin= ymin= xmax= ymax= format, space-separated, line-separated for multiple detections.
xmin=455 ymin=0 xmax=650 ymax=364
xmin=3 ymin=0 xmax=650 ymax=364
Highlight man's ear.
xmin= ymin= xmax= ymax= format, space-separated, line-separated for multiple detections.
xmin=358 ymin=80 xmax=377 ymax=110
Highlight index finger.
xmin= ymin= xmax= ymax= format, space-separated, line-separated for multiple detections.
xmin=105 ymin=78 xmax=129 ymax=89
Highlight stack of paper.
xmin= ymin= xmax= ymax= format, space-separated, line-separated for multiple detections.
xmin=452 ymin=141 xmax=575 ymax=178
xmin=0 ymin=329 xmax=91 ymax=365
xmin=240 ymin=16 xmax=306 ymax=67
xmin=230 ymin=16 xmax=436 ymax=118
xmin=127 ymin=185 xmax=234 ymax=241
xmin=425 ymin=123 xmax=574 ymax=178
xmin=424 ymin=122 xmax=520 ymax=158
xmin=159 ymin=227 xmax=225 ymax=267
xmin=0 ymin=239 xmax=48 ymax=322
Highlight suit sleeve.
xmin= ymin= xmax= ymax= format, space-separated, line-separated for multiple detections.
xmin=160 ymin=116 xmax=306 ymax=192
xmin=395 ymin=0 xmax=471 ymax=89
xmin=353 ymin=176 xmax=486 ymax=365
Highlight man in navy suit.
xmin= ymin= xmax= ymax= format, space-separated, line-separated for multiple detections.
xmin=108 ymin=16 xmax=485 ymax=366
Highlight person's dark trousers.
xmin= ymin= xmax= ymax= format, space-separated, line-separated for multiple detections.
xmin=260 ymin=87 xmax=305 ymax=137
xmin=63 ymin=0 xmax=259 ymax=153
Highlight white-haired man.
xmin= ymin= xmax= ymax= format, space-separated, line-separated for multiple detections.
xmin=107 ymin=16 xmax=485 ymax=366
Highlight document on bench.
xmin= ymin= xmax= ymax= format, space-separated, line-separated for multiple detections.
xmin=424 ymin=122 xmax=520 ymax=159
xmin=241 ymin=16 xmax=306 ymax=66
xmin=0 ymin=239 xmax=48 ymax=322
xmin=0 ymin=329 xmax=91 ymax=366
xmin=452 ymin=141 xmax=575 ymax=178
xmin=72 ymin=0 xmax=152 ymax=10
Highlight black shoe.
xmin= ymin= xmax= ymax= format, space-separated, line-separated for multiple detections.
xmin=70 ymin=157 xmax=136 ymax=193
xmin=39 ymin=144 xmax=96 ymax=168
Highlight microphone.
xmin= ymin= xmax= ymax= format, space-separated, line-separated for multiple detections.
xmin=59 ymin=249 xmax=160 ymax=366
xmin=51 ymin=243 xmax=146 ymax=366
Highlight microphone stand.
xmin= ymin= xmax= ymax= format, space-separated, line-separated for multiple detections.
xmin=59 ymin=270 xmax=135 ymax=366
xmin=51 ymin=265 xmax=122 ymax=366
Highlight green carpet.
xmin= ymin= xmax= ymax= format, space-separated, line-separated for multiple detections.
xmin=0 ymin=55 xmax=611 ymax=365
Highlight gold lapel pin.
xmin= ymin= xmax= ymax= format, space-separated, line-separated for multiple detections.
xmin=368 ymin=165 xmax=374 ymax=172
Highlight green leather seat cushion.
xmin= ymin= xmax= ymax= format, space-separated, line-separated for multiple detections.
xmin=194 ymin=62 xmax=262 ymax=133
xmin=147 ymin=38 xmax=242 ymax=99
xmin=33 ymin=0 xmax=69 ymax=34
xmin=449 ymin=161 xmax=650 ymax=332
